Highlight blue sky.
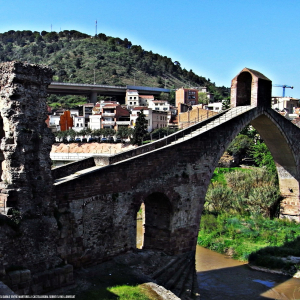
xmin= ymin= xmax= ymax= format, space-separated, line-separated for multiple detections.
xmin=1 ymin=0 xmax=299 ymax=97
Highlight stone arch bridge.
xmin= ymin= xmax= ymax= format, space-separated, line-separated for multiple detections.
xmin=0 ymin=62 xmax=299 ymax=296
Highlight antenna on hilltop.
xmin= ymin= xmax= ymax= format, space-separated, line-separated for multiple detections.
xmin=95 ymin=20 xmax=97 ymax=36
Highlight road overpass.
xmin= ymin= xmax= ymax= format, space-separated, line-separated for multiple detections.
xmin=47 ymin=82 xmax=170 ymax=103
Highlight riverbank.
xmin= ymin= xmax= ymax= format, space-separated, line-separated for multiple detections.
xmin=197 ymin=213 xmax=300 ymax=277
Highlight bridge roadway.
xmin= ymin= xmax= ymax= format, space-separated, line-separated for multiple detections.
xmin=47 ymin=82 xmax=170 ymax=102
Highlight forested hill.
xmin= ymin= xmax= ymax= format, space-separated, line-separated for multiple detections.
xmin=0 ymin=30 xmax=229 ymax=101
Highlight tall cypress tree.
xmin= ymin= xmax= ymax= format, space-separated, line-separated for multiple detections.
xmin=131 ymin=110 xmax=148 ymax=146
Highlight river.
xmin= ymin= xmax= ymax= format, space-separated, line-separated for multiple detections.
xmin=137 ymin=220 xmax=300 ymax=299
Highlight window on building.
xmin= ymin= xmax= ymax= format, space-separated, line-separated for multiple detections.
xmin=130 ymin=102 xmax=132 ymax=105
xmin=155 ymin=108 xmax=159 ymax=110
xmin=134 ymin=102 xmax=136 ymax=105
xmin=130 ymin=97 xmax=132 ymax=100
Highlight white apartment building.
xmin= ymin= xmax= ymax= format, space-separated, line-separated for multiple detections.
xmin=139 ymin=95 xmax=154 ymax=106
xmin=205 ymin=102 xmax=223 ymax=112
xmin=73 ymin=116 xmax=85 ymax=132
xmin=49 ymin=115 xmax=61 ymax=131
xmin=148 ymin=100 xmax=170 ymax=112
xmin=89 ymin=115 xmax=101 ymax=130
xmin=125 ymin=90 xmax=139 ymax=108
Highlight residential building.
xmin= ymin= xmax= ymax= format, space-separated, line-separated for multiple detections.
xmin=101 ymin=103 xmax=130 ymax=130
xmin=49 ymin=115 xmax=61 ymax=132
xmin=81 ymin=103 xmax=95 ymax=127
xmin=125 ymin=90 xmax=139 ymax=108
xmin=148 ymin=100 xmax=170 ymax=112
xmin=130 ymin=107 xmax=168 ymax=132
xmin=89 ymin=115 xmax=101 ymax=130
xmin=139 ymin=95 xmax=154 ymax=106
xmin=152 ymin=110 xmax=168 ymax=130
xmin=176 ymin=88 xmax=199 ymax=110
xmin=73 ymin=116 xmax=85 ymax=131
xmin=205 ymin=102 xmax=223 ymax=112
xmin=272 ymin=97 xmax=299 ymax=114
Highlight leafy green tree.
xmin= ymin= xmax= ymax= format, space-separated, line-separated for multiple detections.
xmin=251 ymin=141 xmax=277 ymax=174
xmin=198 ymin=92 xmax=208 ymax=105
xmin=222 ymin=98 xmax=230 ymax=110
xmin=227 ymin=134 xmax=254 ymax=157
xmin=131 ymin=110 xmax=148 ymax=145
xmin=117 ymin=126 xmax=129 ymax=141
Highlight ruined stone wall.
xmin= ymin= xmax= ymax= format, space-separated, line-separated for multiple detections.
xmin=0 ymin=62 xmax=71 ymax=294
xmin=0 ymin=62 xmax=54 ymax=213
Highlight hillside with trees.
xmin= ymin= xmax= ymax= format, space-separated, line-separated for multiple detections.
xmin=0 ymin=29 xmax=229 ymax=108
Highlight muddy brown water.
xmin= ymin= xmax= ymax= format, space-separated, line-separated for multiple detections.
xmin=137 ymin=220 xmax=300 ymax=299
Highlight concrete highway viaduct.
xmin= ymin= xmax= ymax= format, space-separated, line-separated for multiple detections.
xmin=0 ymin=62 xmax=299 ymax=297
xmin=47 ymin=82 xmax=170 ymax=103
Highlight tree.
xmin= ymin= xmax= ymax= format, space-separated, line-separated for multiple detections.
xmin=250 ymin=141 xmax=277 ymax=174
xmin=117 ymin=126 xmax=129 ymax=142
xmin=222 ymin=98 xmax=230 ymax=110
xmin=131 ymin=110 xmax=148 ymax=145
xmin=198 ymin=92 xmax=208 ymax=105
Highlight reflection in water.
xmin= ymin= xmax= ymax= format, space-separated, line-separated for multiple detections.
xmin=196 ymin=245 xmax=300 ymax=300
xmin=136 ymin=220 xmax=300 ymax=299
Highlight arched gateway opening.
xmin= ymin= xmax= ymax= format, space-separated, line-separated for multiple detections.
xmin=137 ymin=192 xmax=172 ymax=252
xmin=236 ymin=72 xmax=252 ymax=106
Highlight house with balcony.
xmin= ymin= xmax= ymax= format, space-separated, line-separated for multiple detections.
xmin=147 ymin=99 xmax=171 ymax=125
xmin=101 ymin=103 xmax=130 ymax=130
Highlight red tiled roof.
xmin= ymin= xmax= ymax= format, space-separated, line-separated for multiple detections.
xmin=132 ymin=107 xmax=148 ymax=110
xmin=139 ymin=95 xmax=154 ymax=98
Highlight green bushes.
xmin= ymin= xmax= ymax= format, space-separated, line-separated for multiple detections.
xmin=204 ymin=168 xmax=280 ymax=218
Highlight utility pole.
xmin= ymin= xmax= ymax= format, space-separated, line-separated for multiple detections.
xmin=134 ymin=74 xmax=136 ymax=86
xmin=94 ymin=68 xmax=96 ymax=85
xmin=95 ymin=20 xmax=97 ymax=36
